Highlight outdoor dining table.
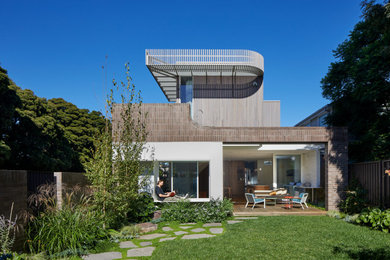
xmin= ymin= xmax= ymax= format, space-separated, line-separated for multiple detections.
xmin=283 ymin=196 xmax=300 ymax=209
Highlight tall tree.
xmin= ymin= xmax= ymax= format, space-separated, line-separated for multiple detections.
xmin=321 ymin=0 xmax=390 ymax=162
xmin=0 ymin=66 xmax=106 ymax=171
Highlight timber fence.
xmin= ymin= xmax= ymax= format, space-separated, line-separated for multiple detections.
xmin=349 ymin=159 xmax=390 ymax=208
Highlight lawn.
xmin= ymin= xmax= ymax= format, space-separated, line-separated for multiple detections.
xmin=151 ymin=216 xmax=390 ymax=260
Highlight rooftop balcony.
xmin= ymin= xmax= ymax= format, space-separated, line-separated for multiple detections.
xmin=146 ymin=49 xmax=264 ymax=101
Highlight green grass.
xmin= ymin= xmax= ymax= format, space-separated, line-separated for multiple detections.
xmin=151 ymin=216 xmax=390 ymax=260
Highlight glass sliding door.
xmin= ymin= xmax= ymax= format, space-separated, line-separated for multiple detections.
xmin=276 ymin=155 xmax=301 ymax=188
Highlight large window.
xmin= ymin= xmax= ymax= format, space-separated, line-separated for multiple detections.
xmin=276 ymin=155 xmax=301 ymax=188
xmin=180 ymin=77 xmax=193 ymax=103
xmin=158 ymin=161 xmax=209 ymax=198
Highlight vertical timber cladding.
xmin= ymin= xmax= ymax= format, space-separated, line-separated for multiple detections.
xmin=192 ymin=75 xmax=264 ymax=127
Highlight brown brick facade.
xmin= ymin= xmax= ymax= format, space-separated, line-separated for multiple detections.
xmin=113 ymin=103 xmax=348 ymax=210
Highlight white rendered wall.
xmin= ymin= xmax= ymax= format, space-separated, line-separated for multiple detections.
xmin=142 ymin=142 xmax=223 ymax=200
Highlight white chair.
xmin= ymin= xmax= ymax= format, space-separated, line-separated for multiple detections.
xmin=245 ymin=193 xmax=266 ymax=209
xmin=292 ymin=193 xmax=309 ymax=209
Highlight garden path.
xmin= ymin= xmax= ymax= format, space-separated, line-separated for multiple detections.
xmin=83 ymin=217 xmax=252 ymax=259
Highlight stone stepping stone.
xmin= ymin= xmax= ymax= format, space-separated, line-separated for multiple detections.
xmin=159 ymin=237 xmax=176 ymax=242
xmin=182 ymin=234 xmax=216 ymax=240
xmin=235 ymin=217 xmax=258 ymax=220
xmin=180 ymin=226 xmax=192 ymax=229
xmin=203 ymin=223 xmax=222 ymax=227
xmin=209 ymin=228 xmax=223 ymax=234
xmin=138 ymin=233 xmax=166 ymax=240
xmin=119 ymin=241 xmax=137 ymax=249
xmin=162 ymin=227 xmax=173 ymax=231
xmin=174 ymin=231 xmax=188 ymax=235
xmin=181 ymin=223 xmax=196 ymax=225
xmin=191 ymin=228 xmax=206 ymax=232
xmin=227 ymin=220 xmax=243 ymax=224
xmin=127 ymin=247 xmax=155 ymax=257
xmin=83 ymin=252 xmax=122 ymax=260
xmin=140 ymin=241 xmax=153 ymax=246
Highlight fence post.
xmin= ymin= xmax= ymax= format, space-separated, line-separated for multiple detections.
xmin=54 ymin=172 xmax=62 ymax=210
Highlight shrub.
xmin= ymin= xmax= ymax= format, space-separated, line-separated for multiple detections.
xmin=126 ymin=192 xmax=156 ymax=223
xmin=108 ymin=225 xmax=140 ymax=242
xmin=162 ymin=198 xmax=233 ymax=223
xmin=355 ymin=208 xmax=390 ymax=233
xmin=27 ymin=207 xmax=108 ymax=256
xmin=339 ymin=179 xmax=367 ymax=214
xmin=0 ymin=203 xmax=17 ymax=256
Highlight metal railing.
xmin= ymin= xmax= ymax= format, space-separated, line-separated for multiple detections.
xmin=145 ymin=49 xmax=264 ymax=71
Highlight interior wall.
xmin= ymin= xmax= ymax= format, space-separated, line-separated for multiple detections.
xmin=256 ymin=159 xmax=273 ymax=187
xmin=223 ymin=161 xmax=245 ymax=200
xmin=301 ymin=150 xmax=320 ymax=187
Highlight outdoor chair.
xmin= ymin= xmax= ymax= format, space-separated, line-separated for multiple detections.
xmin=292 ymin=193 xmax=309 ymax=209
xmin=245 ymin=193 xmax=266 ymax=209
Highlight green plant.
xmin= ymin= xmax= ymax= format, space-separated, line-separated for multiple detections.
xmin=0 ymin=203 xmax=17 ymax=255
xmin=162 ymin=198 xmax=233 ymax=223
xmin=84 ymin=63 xmax=152 ymax=228
xmin=339 ymin=179 xmax=367 ymax=214
xmin=326 ymin=210 xmax=346 ymax=219
xmin=126 ymin=192 xmax=156 ymax=223
xmin=356 ymin=208 xmax=390 ymax=233
xmin=108 ymin=225 xmax=140 ymax=242
xmin=27 ymin=207 xmax=108 ymax=256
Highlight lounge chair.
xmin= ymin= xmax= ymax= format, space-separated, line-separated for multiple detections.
xmin=245 ymin=193 xmax=266 ymax=209
xmin=292 ymin=193 xmax=309 ymax=209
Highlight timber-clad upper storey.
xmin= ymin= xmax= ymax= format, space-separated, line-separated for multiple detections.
xmin=145 ymin=49 xmax=264 ymax=102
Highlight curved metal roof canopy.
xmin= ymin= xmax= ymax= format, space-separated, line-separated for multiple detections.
xmin=146 ymin=49 xmax=264 ymax=102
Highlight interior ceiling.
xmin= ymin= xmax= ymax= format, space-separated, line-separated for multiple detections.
xmin=223 ymin=146 xmax=316 ymax=160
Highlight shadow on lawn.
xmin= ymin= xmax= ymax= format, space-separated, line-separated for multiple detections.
xmin=333 ymin=245 xmax=390 ymax=260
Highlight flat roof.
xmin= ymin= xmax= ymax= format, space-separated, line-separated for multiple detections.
xmin=146 ymin=49 xmax=264 ymax=101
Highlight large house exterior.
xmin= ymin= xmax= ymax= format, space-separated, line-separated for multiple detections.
xmin=113 ymin=49 xmax=348 ymax=210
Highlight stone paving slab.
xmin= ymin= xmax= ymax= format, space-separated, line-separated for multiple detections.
xmin=159 ymin=237 xmax=176 ymax=242
xmin=209 ymin=228 xmax=223 ymax=234
xmin=138 ymin=233 xmax=167 ymax=240
xmin=140 ymin=241 xmax=153 ymax=246
xmin=235 ymin=217 xmax=258 ymax=220
xmin=191 ymin=228 xmax=206 ymax=232
xmin=181 ymin=234 xmax=216 ymax=240
xmin=227 ymin=220 xmax=243 ymax=224
xmin=127 ymin=247 xmax=155 ymax=257
xmin=119 ymin=241 xmax=137 ymax=248
xmin=203 ymin=223 xmax=222 ymax=227
xmin=180 ymin=226 xmax=192 ymax=229
xmin=83 ymin=252 xmax=122 ymax=260
xmin=136 ymin=222 xmax=157 ymax=233
xmin=162 ymin=227 xmax=173 ymax=231
xmin=181 ymin=223 xmax=196 ymax=225
xmin=174 ymin=231 xmax=188 ymax=235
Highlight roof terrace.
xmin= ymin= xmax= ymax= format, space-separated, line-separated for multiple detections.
xmin=145 ymin=49 xmax=264 ymax=101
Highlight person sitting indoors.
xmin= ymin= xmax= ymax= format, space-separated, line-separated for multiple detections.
xmin=155 ymin=180 xmax=176 ymax=201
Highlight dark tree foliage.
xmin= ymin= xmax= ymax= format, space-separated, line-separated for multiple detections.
xmin=0 ymin=66 xmax=106 ymax=171
xmin=321 ymin=1 xmax=390 ymax=162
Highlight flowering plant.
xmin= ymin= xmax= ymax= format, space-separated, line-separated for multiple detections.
xmin=385 ymin=169 xmax=390 ymax=176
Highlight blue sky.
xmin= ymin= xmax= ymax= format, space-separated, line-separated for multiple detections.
xmin=1 ymin=0 xmax=362 ymax=126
